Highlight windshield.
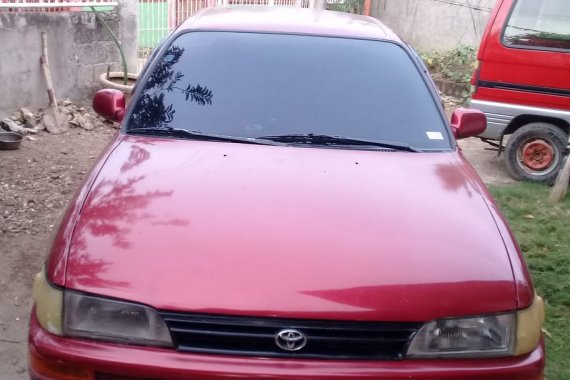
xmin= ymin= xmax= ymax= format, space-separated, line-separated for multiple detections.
xmin=127 ymin=32 xmax=451 ymax=150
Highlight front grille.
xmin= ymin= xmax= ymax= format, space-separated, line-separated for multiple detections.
xmin=160 ymin=312 xmax=422 ymax=360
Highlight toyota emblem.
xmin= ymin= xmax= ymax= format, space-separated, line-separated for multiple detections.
xmin=275 ymin=329 xmax=307 ymax=352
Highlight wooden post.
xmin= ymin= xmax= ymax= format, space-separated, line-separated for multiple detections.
xmin=40 ymin=32 xmax=62 ymax=131
xmin=40 ymin=32 xmax=59 ymax=113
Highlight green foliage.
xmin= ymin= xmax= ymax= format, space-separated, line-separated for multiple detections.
xmin=327 ymin=0 xmax=363 ymax=14
xmin=420 ymin=45 xmax=477 ymax=85
xmin=490 ymin=183 xmax=570 ymax=380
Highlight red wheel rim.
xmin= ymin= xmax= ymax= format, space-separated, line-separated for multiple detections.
xmin=521 ymin=140 xmax=555 ymax=171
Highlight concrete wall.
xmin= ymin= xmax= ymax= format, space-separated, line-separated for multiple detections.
xmin=372 ymin=0 xmax=497 ymax=51
xmin=0 ymin=5 xmax=137 ymax=116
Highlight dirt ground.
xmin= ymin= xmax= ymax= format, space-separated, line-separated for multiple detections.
xmin=0 ymin=125 xmax=513 ymax=379
xmin=458 ymin=138 xmax=515 ymax=185
xmin=0 ymin=126 xmax=115 ymax=379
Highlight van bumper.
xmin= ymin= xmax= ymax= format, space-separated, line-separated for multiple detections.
xmin=469 ymin=99 xmax=570 ymax=140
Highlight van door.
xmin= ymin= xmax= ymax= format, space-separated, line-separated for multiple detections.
xmin=477 ymin=0 xmax=570 ymax=111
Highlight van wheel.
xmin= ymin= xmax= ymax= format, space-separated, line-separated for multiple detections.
xmin=505 ymin=123 xmax=568 ymax=184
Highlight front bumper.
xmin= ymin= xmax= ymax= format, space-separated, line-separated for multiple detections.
xmin=29 ymin=313 xmax=544 ymax=380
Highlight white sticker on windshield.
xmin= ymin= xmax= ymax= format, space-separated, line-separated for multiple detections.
xmin=426 ymin=131 xmax=444 ymax=140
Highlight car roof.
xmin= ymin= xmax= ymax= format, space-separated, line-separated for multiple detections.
xmin=178 ymin=7 xmax=403 ymax=42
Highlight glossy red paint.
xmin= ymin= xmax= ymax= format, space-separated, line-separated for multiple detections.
xmin=180 ymin=7 xmax=401 ymax=41
xmin=49 ymin=135 xmax=528 ymax=321
xmin=455 ymin=150 xmax=534 ymax=307
xmin=472 ymin=0 xmax=570 ymax=111
xmin=46 ymin=133 xmax=122 ymax=286
xmin=29 ymin=313 xmax=545 ymax=380
xmin=93 ymin=89 xmax=126 ymax=123
xmin=451 ymin=108 xmax=487 ymax=139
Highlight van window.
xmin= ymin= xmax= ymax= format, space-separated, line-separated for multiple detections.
xmin=503 ymin=0 xmax=570 ymax=51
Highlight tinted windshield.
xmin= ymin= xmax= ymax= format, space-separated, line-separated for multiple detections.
xmin=127 ymin=32 xmax=451 ymax=150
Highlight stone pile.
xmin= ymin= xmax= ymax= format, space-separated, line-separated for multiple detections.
xmin=0 ymin=99 xmax=110 ymax=136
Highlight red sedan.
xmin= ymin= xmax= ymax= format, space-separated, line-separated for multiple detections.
xmin=29 ymin=7 xmax=545 ymax=380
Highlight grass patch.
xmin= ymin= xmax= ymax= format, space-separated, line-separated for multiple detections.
xmin=490 ymin=183 xmax=570 ymax=380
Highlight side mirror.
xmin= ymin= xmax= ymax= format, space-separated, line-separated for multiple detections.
xmin=450 ymin=108 xmax=487 ymax=139
xmin=93 ymin=89 xmax=126 ymax=123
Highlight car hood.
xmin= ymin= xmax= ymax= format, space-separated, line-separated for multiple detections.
xmin=65 ymin=135 xmax=516 ymax=322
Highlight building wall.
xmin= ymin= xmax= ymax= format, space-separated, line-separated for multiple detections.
xmin=372 ymin=0 xmax=498 ymax=51
xmin=0 ymin=7 xmax=137 ymax=116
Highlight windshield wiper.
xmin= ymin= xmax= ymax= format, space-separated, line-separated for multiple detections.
xmin=128 ymin=127 xmax=286 ymax=146
xmin=257 ymin=134 xmax=422 ymax=152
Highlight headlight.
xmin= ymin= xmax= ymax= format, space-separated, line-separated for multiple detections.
xmin=63 ymin=291 xmax=173 ymax=347
xmin=407 ymin=295 xmax=545 ymax=359
xmin=33 ymin=270 xmax=64 ymax=335
xmin=407 ymin=313 xmax=516 ymax=358
xmin=515 ymin=295 xmax=545 ymax=356
xmin=33 ymin=269 xmax=173 ymax=347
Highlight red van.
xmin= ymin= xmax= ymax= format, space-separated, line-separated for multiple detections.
xmin=470 ymin=0 xmax=569 ymax=183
